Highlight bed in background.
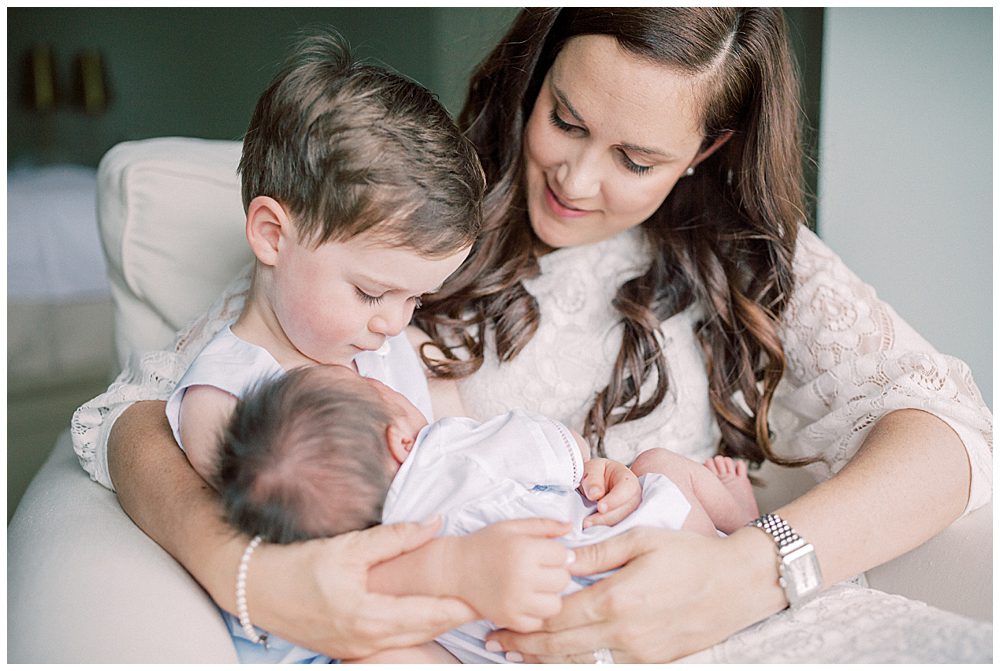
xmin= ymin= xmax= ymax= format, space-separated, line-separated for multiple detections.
xmin=8 ymin=164 xmax=115 ymax=519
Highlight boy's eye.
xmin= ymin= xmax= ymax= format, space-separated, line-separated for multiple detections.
xmin=411 ymin=296 xmax=423 ymax=310
xmin=355 ymin=287 xmax=384 ymax=305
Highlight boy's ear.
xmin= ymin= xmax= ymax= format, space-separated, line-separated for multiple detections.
xmin=246 ymin=196 xmax=293 ymax=267
xmin=385 ymin=424 xmax=415 ymax=465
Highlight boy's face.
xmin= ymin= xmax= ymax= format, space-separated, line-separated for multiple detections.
xmin=272 ymin=229 xmax=470 ymax=366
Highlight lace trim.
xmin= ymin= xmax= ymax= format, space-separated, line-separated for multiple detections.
xmin=71 ymin=268 xmax=251 ymax=488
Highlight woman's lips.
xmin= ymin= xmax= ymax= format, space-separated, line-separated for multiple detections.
xmin=544 ymin=183 xmax=591 ymax=219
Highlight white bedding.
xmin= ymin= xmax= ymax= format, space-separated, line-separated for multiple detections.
xmin=8 ymin=164 xmax=109 ymax=303
xmin=8 ymin=165 xmax=113 ymax=389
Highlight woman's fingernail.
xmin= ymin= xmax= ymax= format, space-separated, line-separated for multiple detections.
xmin=485 ymin=640 xmax=503 ymax=653
xmin=566 ymin=549 xmax=576 ymax=565
xmin=506 ymin=651 xmax=524 ymax=663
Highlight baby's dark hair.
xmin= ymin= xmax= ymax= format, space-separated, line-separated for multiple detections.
xmin=238 ymin=31 xmax=484 ymax=256
xmin=218 ymin=366 xmax=395 ymax=544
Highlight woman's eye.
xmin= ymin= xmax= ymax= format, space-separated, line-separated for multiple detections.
xmin=548 ymin=108 xmax=580 ymax=133
xmin=355 ymin=287 xmax=384 ymax=305
xmin=619 ymin=150 xmax=653 ymax=176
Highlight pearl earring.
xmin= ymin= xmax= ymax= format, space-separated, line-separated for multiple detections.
xmin=684 ymin=166 xmax=695 ymax=177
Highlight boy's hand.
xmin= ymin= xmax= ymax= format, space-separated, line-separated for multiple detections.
xmin=580 ymin=458 xmax=642 ymax=528
xmin=452 ymin=519 xmax=573 ymax=632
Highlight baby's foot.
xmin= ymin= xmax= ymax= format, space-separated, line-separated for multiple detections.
xmin=703 ymin=455 xmax=760 ymax=522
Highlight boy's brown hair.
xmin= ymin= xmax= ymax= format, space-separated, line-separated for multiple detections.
xmin=239 ymin=32 xmax=483 ymax=256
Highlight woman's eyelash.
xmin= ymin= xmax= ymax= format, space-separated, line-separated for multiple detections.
xmin=355 ymin=287 xmax=384 ymax=305
xmin=549 ymin=108 xmax=577 ymax=132
xmin=620 ymin=151 xmax=653 ymax=175
xmin=550 ymin=107 xmax=652 ymax=175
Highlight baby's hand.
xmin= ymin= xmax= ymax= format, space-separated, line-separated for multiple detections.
xmin=580 ymin=458 xmax=642 ymax=528
xmin=455 ymin=519 xmax=573 ymax=632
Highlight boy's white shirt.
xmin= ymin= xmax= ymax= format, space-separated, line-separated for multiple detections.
xmin=163 ymin=323 xmax=434 ymax=461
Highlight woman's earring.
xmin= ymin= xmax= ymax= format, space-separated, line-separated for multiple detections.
xmin=684 ymin=166 xmax=695 ymax=177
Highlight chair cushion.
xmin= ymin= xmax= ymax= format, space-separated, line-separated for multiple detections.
xmin=97 ymin=137 xmax=249 ymax=372
xmin=7 ymin=432 xmax=237 ymax=662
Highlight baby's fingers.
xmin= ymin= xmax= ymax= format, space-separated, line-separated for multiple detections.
xmin=583 ymin=502 xmax=632 ymax=528
xmin=584 ymin=486 xmax=641 ymax=528
xmin=581 ymin=462 xmax=609 ymax=501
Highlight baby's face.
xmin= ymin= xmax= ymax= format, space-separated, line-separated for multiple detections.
xmin=314 ymin=364 xmax=428 ymax=441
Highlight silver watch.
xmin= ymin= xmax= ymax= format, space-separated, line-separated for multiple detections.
xmin=748 ymin=513 xmax=823 ymax=608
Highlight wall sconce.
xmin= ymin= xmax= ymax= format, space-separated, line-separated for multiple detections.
xmin=73 ymin=48 xmax=110 ymax=115
xmin=26 ymin=44 xmax=57 ymax=112
xmin=22 ymin=45 xmax=111 ymax=115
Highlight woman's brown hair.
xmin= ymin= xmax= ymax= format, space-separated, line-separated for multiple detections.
xmin=415 ymin=8 xmax=808 ymax=465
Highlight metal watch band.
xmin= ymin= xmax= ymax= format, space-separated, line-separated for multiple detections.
xmin=747 ymin=513 xmax=823 ymax=608
xmin=749 ymin=513 xmax=801 ymax=550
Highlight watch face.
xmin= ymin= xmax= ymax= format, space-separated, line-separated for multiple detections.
xmin=783 ymin=545 xmax=823 ymax=602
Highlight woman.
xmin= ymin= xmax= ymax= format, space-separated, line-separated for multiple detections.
xmin=411 ymin=8 xmax=991 ymax=662
xmin=74 ymin=8 xmax=991 ymax=663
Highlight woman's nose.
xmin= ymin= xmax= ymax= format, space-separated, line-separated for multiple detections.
xmin=555 ymin=150 xmax=601 ymax=201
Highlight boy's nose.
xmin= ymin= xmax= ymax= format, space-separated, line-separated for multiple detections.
xmin=368 ymin=305 xmax=413 ymax=338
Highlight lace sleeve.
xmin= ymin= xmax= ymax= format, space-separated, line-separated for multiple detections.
xmin=769 ymin=227 xmax=992 ymax=514
xmin=70 ymin=265 xmax=252 ymax=490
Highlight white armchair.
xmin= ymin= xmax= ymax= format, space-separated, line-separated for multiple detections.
xmin=7 ymin=137 xmax=991 ymax=663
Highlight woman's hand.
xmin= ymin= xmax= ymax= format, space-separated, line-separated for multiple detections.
xmin=252 ymin=518 xmax=478 ymax=660
xmin=580 ymin=458 xmax=642 ymax=528
xmin=485 ymin=526 xmax=785 ymax=663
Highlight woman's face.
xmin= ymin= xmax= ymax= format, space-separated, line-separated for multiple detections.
xmin=523 ymin=34 xmax=709 ymax=250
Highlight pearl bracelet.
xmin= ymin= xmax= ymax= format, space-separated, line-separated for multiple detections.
xmin=236 ymin=534 xmax=269 ymax=648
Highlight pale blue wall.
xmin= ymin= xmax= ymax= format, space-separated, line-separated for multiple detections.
xmin=817 ymin=8 xmax=992 ymax=407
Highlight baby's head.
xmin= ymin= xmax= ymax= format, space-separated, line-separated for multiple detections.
xmin=236 ymin=32 xmax=484 ymax=364
xmin=218 ymin=364 xmax=427 ymax=544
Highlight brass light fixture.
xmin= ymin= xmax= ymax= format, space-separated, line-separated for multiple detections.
xmin=27 ymin=45 xmax=57 ymax=112
xmin=74 ymin=48 xmax=109 ymax=115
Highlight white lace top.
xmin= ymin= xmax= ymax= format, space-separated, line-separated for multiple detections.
xmin=71 ymin=226 xmax=992 ymax=512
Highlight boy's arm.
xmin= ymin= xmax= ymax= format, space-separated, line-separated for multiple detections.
xmin=369 ymin=518 xmax=573 ymax=633
xmin=177 ymin=384 xmax=238 ymax=486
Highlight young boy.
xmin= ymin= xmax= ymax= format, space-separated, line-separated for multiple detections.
xmin=160 ymin=32 xmax=537 ymax=663
xmin=165 ymin=30 xmax=483 ymax=485
xmin=218 ymin=363 xmax=761 ymax=663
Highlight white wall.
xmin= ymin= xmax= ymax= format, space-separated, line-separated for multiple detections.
xmin=817 ymin=8 xmax=992 ymax=407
